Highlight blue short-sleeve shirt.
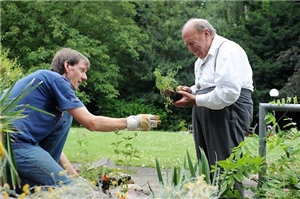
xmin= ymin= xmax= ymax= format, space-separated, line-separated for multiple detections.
xmin=6 ymin=70 xmax=84 ymax=144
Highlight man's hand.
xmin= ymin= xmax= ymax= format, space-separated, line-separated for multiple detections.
xmin=59 ymin=152 xmax=79 ymax=177
xmin=126 ymin=114 xmax=161 ymax=131
xmin=172 ymin=91 xmax=196 ymax=108
xmin=176 ymin=85 xmax=192 ymax=93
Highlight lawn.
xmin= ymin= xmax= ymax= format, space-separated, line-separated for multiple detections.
xmin=64 ymin=128 xmax=197 ymax=168
xmin=64 ymin=127 xmax=298 ymax=169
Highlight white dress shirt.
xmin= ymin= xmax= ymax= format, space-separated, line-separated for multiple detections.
xmin=191 ymin=34 xmax=254 ymax=110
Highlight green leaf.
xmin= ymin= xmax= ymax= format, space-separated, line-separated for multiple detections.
xmin=6 ymin=134 xmax=20 ymax=189
xmin=155 ymin=157 xmax=164 ymax=185
xmin=186 ymin=150 xmax=196 ymax=178
xmin=212 ymin=152 xmax=219 ymax=186
xmin=200 ymin=147 xmax=211 ymax=184
xmin=172 ymin=166 xmax=178 ymax=186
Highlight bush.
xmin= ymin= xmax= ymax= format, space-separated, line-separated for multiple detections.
xmin=0 ymin=47 xmax=23 ymax=88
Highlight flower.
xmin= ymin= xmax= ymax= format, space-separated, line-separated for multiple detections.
xmin=0 ymin=142 xmax=5 ymax=158
xmin=22 ymin=184 xmax=30 ymax=195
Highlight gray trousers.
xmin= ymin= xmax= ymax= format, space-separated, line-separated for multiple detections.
xmin=192 ymin=87 xmax=253 ymax=166
xmin=193 ymin=87 xmax=253 ymax=198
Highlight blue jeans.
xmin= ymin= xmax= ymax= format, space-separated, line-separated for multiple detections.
xmin=10 ymin=112 xmax=73 ymax=192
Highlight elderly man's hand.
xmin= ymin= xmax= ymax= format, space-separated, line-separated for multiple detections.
xmin=126 ymin=114 xmax=161 ymax=131
xmin=172 ymin=91 xmax=196 ymax=108
xmin=176 ymin=85 xmax=192 ymax=93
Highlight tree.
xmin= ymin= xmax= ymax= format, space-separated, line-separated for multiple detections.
xmin=131 ymin=1 xmax=206 ymax=130
xmin=1 ymin=1 xmax=146 ymax=111
xmin=278 ymin=42 xmax=300 ymax=98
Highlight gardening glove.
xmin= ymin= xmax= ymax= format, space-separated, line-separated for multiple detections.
xmin=126 ymin=114 xmax=161 ymax=131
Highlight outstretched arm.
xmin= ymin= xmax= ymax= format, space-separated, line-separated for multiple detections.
xmin=68 ymin=106 xmax=160 ymax=132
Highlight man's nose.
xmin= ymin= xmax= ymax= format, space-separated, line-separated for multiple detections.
xmin=82 ymin=73 xmax=87 ymax=81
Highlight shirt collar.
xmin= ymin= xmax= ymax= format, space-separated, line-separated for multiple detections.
xmin=201 ymin=34 xmax=221 ymax=62
xmin=208 ymin=34 xmax=221 ymax=57
xmin=199 ymin=34 xmax=226 ymax=63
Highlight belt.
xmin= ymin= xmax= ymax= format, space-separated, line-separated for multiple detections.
xmin=196 ymin=87 xmax=216 ymax=94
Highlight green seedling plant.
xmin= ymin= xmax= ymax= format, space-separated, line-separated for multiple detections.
xmin=74 ymin=130 xmax=101 ymax=183
xmin=153 ymin=65 xmax=182 ymax=112
xmin=76 ymin=131 xmax=89 ymax=159
xmin=111 ymin=130 xmax=140 ymax=171
xmin=111 ymin=129 xmax=140 ymax=192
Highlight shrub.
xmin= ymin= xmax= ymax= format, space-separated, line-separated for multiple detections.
xmin=0 ymin=47 xmax=24 ymax=88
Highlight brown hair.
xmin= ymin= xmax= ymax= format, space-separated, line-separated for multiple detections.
xmin=50 ymin=48 xmax=90 ymax=74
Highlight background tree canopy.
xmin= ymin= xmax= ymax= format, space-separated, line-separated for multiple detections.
xmin=1 ymin=0 xmax=299 ymax=131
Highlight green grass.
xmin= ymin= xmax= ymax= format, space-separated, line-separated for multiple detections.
xmin=64 ymin=128 xmax=299 ymax=169
xmin=64 ymin=128 xmax=196 ymax=168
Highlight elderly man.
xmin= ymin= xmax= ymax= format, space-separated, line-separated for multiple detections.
xmin=173 ymin=18 xmax=254 ymax=198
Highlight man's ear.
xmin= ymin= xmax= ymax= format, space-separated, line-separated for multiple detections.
xmin=64 ymin=61 xmax=69 ymax=73
xmin=204 ymin=29 xmax=210 ymax=39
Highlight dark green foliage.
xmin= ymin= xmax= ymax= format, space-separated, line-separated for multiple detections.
xmin=228 ymin=1 xmax=299 ymax=124
xmin=97 ymin=98 xmax=164 ymax=118
xmin=1 ymin=1 xmax=299 ymax=130
xmin=1 ymin=1 xmax=144 ymax=103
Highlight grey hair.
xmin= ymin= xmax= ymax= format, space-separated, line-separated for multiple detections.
xmin=50 ymin=48 xmax=90 ymax=75
xmin=182 ymin=18 xmax=216 ymax=36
